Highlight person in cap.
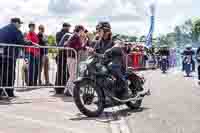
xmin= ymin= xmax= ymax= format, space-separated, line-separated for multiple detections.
xmin=94 ymin=22 xmax=131 ymax=99
xmin=56 ymin=23 xmax=71 ymax=46
xmin=94 ymin=21 xmax=114 ymax=54
xmin=0 ymin=18 xmax=32 ymax=98
xmin=54 ymin=23 xmax=71 ymax=95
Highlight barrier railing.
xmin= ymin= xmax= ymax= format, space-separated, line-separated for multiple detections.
xmin=0 ymin=43 xmax=78 ymax=97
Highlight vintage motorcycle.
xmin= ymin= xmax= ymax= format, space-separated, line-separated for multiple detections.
xmin=160 ymin=56 xmax=168 ymax=73
xmin=183 ymin=55 xmax=192 ymax=77
xmin=73 ymin=53 xmax=150 ymax=117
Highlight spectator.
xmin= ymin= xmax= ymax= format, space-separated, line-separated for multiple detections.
xmin=55 ymin=23 xmax=71 ymax=95
xmin=25 ymin=22 xmax=40 ymax=86
xmin=64 ymin=25 xmax=88 ymax=95
xmin=37 ymin=25 xmax=52 ymax=86
xmin=56 ymin=23 xmax=72 ymax=46
xmin=79 ymin=29 xmax=90 ymax=61
xmin=0 ymin=18 xmax=31 ymax=98
xmin=196 ymin=47 xmax=200 ymax=84
xmin=181 ymin=45 xmax=195 ymax=71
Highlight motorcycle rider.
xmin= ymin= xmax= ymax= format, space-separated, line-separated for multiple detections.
xmin=93 ymin=22 xmax=129 ymax=99
xmin=93 ymin=22 xmax=114 ymax=54
xmin=156 ymin=45 xmax=170 ymax=68
xmin=181 ymin=44 xmax=195 ymax=72
xmin=103 ymin=42 xmax=130 ymax=99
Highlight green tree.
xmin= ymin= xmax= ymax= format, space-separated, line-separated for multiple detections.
xmin=174 ymin=26 xmax=182 ymax=48
xmin=47 ymin=35 xmax=57 ymax=55
xmin=192 ymin=18 xmax=200 ymax=42
xmin=129 ymin=36 xmax=137 ymax=42
xmin=48 ymin=35 xmax=56 ymax=46
xmin=139 ymin=35 xmax=146 ymax=42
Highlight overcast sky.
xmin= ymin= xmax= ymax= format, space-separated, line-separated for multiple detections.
xmin=0 ymin=0 xmax=198 ymax=36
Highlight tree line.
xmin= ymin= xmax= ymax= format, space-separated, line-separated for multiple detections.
xmin=46 ymin=18 xmax=200 ymax=49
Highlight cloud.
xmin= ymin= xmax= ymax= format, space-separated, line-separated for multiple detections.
xmin=48 ymin=0 xmax=84 ymax=15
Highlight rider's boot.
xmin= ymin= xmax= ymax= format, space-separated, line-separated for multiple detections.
xmin=118 ymin=80 xmax=130 ymax=100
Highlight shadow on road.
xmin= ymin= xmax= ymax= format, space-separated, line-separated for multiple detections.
xmin=50 ymin=94 xmax=74 ymax=103
xmin=0 ymin=97 xmax=73 ymax=105
xmin=70 ymin=107 xmax=150 ymax=123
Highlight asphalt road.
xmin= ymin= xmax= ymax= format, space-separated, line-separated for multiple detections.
xmin=0 ymin=69 xmax=200 ymax=133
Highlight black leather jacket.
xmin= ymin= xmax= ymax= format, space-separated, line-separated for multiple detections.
xmin=94 ymin=39 xmax=114 ymax=54
xmin=104 ymin=46 xmax=124 ymax=65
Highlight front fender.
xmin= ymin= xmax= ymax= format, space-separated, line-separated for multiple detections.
xmin=73 ymin=77 xmax=106 ymax=100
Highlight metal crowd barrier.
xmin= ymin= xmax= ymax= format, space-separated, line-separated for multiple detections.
xmin=0 ymin=43 xmax=78 ymax=97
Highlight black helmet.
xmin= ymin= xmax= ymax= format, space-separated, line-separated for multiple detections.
xmin=96 ymin=22 xmax=111 ymax=31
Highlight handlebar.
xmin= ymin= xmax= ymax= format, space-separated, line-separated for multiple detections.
xmin=93 ymin=52 xmax=104 ymax=58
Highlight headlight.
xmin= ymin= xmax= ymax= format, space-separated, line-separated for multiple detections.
xmin=79 ymin=63 xmax=87 ymax=73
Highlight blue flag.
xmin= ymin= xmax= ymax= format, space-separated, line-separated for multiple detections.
xmin=146 ymin=3 xmax=155 ymax=48
xmin=146 ymin=16 xmax=154 ymax=48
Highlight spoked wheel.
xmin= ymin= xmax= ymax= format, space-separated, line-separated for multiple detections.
xmin=126 ymin=79 xmax=143 ymax=110
xmin=73 ymin=81 xmax=105 ymax=117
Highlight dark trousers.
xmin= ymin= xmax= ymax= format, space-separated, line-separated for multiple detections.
xmin=26 ymin=54 xmax=40 ymax=86
xmin=55 ymin=50 xmax=69 ymax=94
xmin=0 ymin=57 xmax=16 ymax=97
xmin=108 ymin=64 xmax=127 ymax=95
xmin=182 ymin=59 xmax=195 ymax=71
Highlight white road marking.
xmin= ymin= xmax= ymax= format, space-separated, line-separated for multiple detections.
xmin=0 ymin=112 xmax=86 ymax=133
xmin=107 ymin=106 xmax=132 ymax=133
xmin=119 ymin=117 xmax=131 ymax=133
xmin=109 ymin=116 xmax=131 ymax=133
xmin=109 ymin=121 xmax=121 ymax=133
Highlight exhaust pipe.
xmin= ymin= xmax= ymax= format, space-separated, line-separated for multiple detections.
xmin=111 ymin=89 xmax=151 ymax=103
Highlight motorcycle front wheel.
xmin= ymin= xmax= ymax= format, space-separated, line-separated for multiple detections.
xmin=73 ymin=81 xmax=105 ymax=117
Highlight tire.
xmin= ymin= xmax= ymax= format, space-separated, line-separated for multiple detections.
xmin=126 ymin=75 xmax=143 ymax=110
xmin=126 ymin=100 xmax=142 ymax=109
xmin=73 ymin=81 xmax=105 ymax=117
